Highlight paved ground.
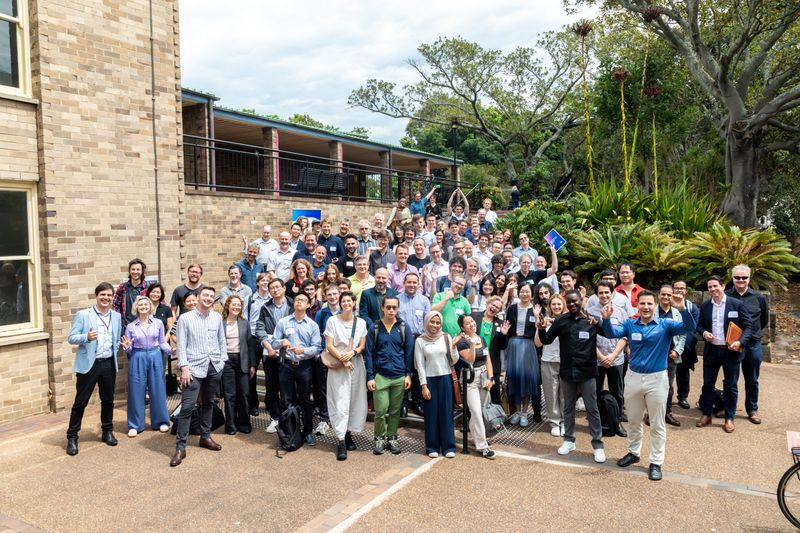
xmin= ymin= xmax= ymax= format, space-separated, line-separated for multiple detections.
xmin=1 ymin=362 xmax=798 ymax=532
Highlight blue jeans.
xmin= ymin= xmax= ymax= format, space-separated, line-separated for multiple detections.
xmin=699 ymin=345 xmax=741 ymax=419
xmin=741 ymin=341 xmax=762 ymax=414
xmin=127 ymin=348 xmax=169 ymax=431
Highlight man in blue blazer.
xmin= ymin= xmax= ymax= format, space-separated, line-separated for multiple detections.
xmin=358 ymin=268 xmax=397 ymax=329
xmin=695 ymin=275 xmax=753 ymax=433
xmin=65 ymin=282 xmax=122 ymax=455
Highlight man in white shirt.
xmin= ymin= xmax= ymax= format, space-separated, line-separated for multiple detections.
xmin=266 ymin=231 xmax=295 ymax=281
xmin=243 ymin=225 xmax=278 ymax=264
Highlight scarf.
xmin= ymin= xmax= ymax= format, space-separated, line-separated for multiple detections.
xmin=420 ymin=311 xmax=444 ymax=342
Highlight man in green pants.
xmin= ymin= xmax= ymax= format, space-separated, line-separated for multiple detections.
xmin=365 ymin=296 xmax=414 ymax=455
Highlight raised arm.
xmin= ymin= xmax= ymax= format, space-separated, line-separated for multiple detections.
xmin=546 ymin=245 xmax=558 ymax=276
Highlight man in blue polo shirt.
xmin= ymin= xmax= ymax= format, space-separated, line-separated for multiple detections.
xmin=601 ymin=289 xmax=695 ymax=481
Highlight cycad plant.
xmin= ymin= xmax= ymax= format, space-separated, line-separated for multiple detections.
xmin=687 ymin=223 xmax=799 ymax=289
xmin=571 ymin=222 xmax=644 ymax=274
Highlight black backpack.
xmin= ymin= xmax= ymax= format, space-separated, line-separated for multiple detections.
xmin=276 ymin=404 xmax=304 ymax=452
xmin=169 ymin=401 xmax=225 ymax=435
xmin=598 ymin=390 xmax=621 ymax=437
xmin=713 ymin=388 xmax=725 ymax=414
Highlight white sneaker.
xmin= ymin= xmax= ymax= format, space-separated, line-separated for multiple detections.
xmin=158 ymin=424 xmax=169 ymax=433
xmin=557 ymin=441 xmax=575 ymax=456
xmin=509 ymin=412 xmax=521 ymax=425
xmin=445 ymin=451 xmax=456 ymax=458
xmin=315 ymin=420 xmax=329 ymax=435
xmin=265 ymin=419 xmax=279 ymax=433
xmin=593 ymin=448 xmax=606 ymax=463
xmin=576 ymin=398 xmax=586 ymax=411
xmin=127 ymin=429 xmax=138 ymax=438
xmin=428 ymin=451 xmax=439 ymax=458
xmin=550 ymin=425 xmax=562 ymax=437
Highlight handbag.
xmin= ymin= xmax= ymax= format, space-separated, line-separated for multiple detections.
xmin=446 ymin=334 xmax=462 ymax=407
xmin=482 ymin=389 xmax=507 ymax=433
xmin=321 ymin=317 xmax=358 ymax=369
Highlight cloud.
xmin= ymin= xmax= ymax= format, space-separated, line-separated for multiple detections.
xmin=180 ymin=0 xmax=597 ymax=143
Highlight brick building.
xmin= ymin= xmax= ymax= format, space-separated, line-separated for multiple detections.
xmin=0 ymin=0 xmax=460 ymax=423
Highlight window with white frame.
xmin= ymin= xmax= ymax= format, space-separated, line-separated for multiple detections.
xmin=0 ymin=0 xmax=30 ymax=96
xmin=0 ymin=181 xmax=41 ymax=334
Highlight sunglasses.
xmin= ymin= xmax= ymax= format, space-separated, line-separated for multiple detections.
xmin=384 ymin=305 xmax=398 ymax=310
xmin=733 ymin=276 xmax=749 ymax=280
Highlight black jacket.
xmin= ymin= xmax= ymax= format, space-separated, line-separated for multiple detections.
xmin=539 ymin=312 xmax=602 ymax=383
xmin=505 ymin=303 xmax=538 ymax=339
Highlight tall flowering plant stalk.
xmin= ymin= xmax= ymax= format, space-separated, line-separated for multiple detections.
xmin=645 ymin=85 xmax=663 ymax=198
xmin=572 ymin=20 xmax=595 ymax=195
xmin=613 ymin=67 xmax=630 ymax=191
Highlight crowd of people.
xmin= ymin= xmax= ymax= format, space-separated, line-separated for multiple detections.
xmin=64 ymin=190 xmax=768 ymax=480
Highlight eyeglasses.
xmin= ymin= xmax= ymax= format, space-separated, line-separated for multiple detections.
xmin=733 ymin=276 xmax=749 ymax=280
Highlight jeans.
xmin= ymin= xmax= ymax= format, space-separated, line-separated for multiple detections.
xmin=561 ymin=377 xmax=603 ymax=450
xmin=221 ymin=354 xmax=252 ymax=433
xmin=741 ymin=341 xmax=762 ymax=414
xmin=175 ymin=363 xmax=222 ymax=450
xmin=699 ymin=345 xmax=741 ymax=420
xmin=127 ymin=347 xmax=169 ymax=431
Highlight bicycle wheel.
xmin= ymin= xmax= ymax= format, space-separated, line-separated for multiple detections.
xmin=777 ymin=461 xmax=800 ymax=529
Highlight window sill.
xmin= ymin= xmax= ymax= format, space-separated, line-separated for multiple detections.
xmin=0 ymin=92 xmax=38 ymax=106
xmin=0 ymin=331 xmax=50 ymax=347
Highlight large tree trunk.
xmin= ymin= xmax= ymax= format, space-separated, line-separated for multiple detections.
xmin=720 ymin=128 xmax=762 ymax=228
xmin=503 ymin=147 xmax=518 ymax=181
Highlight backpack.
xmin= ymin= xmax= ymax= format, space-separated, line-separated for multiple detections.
xmin=598 ymin=390 xmax=621 ymax=437
xmin=276 ymin=404 xmax=304 ymax=452
xmin=371 ymin=320 xmax=406 ymax=346
xmin=713 ymin=388 xmax=725 ymax=414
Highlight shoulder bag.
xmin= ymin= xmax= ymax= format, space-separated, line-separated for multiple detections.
xmin=321 ymin=317 xmax=358 ymax=369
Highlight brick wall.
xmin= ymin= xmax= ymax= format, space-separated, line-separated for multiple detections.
xmin=24 ymin=0 xmax=183 ymax=415
xmin=0 ymin=340 xmax=49 ymax=423
xmin=184 ymin=190 xmax=389 ymax=290
xmin=0 ymin=100 xmax=39 ymax=182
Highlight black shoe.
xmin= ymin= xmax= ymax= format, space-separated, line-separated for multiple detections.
xmin=678 ymin=399 xmax=690 ymax=409
xmin=387 ymin=435 xmax=402 ymax=455
xmin=66 ymin=437 xmax=79 ymax=456
xmin=400 ymin=401 xmax=408 ymax=418
xmin=621 ymin=413 xmax=628 ymax=423
xmin=249 ymin=407 xmax=260 ymax=417
xmin=226 ymin=428 xmax=237 ymax=436
xmin=617 ymin=452 xmax=640 ymax=468
xmin=337 ymin=441 xmax=348 ymax=461
xmin=532 ymin=407 xmax=543 ymax=423
xmin=101 ymin=431 xmax=118 ymax=446
xmin=345 ymin=431 xmax=357 ymax=451
xmin=239 ymin=427 xmax=252 ymax=434
xmin=411 ymin=402 xmax=425 ymax=417
xmin=648 ymin=463 xmax=662 ymax=481
xmin=616 ymin=424 xmax=628 ymax=438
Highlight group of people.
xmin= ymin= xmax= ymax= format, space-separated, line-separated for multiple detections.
xmin=64 ymin=191 xmax=768 ymax=479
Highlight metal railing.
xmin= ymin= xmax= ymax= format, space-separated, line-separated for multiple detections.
xmin=183 ymin=135 xmax=483 ymax=207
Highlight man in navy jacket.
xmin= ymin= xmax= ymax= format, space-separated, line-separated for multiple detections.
xmin=695 ymin=275 xmax=753 ymax=433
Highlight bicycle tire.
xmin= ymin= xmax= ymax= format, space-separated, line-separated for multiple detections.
xmin=777 ymin=461 xmax=800 ymax=529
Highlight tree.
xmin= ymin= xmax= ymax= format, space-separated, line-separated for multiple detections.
xmin=349 ymin=33 xmax=583 ymax=181
xmin=571 ymin=0 xmax=800 ymax=227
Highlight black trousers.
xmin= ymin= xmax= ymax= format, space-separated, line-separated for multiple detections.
xmin=175 ymin=363 xmax=222 ymax=450
xmin=666 ymin=358 xmax=677 ymax=413
xmin=676 ymin=361 xmax=692 ymax=402
xmin=312 ymin=358 xmax=329 ymax=422
xmin=221 ymin=354 xmax=252 ymax=433
xmin=66 ymin=358 xmax=116 ymax=439
xmin=596 ymin=364 xmax=624 ymax=413
xmin=279 ymin=360 xmax=314 ymax=436
xmin=247 ymin=335 xmax=265 ymax=410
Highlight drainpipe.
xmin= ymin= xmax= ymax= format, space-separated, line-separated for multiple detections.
xmin=148 ymin=0 xmax=162 ymax=280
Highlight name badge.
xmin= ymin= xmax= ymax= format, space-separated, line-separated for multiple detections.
xmin=329 ymin=246 xmax=336 ymax=252
xmin=728 ymin=311 xmax=738 ymax=318
xmin=610 ymin=318 xmax=619 ymax=325
xmin=286 ymin=327 xmax=296 ymax=335
xmin=415 ymin=309 xmax=424 ymax=317
xmin=631 ymin=332 xmax=642 ymax=341
xmin=528 ymin=315 xmax=536 ymax=323
xmin=455 ymin=309 xmax=464 ymax=316
xmin=578 ymin=331 xmax=590 ymax=340
xmin=346 ymin=261 xmax=354 ymax=268
xmin=526 ymin=279 xmax=534 ymax=285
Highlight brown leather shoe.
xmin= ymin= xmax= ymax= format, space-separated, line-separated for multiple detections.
xmin=665 ymin=413 xmax=681 ymax=427
xmin=170 ymin=449 xmax=186 ymax=467
xmin=748 ymin=412 xmax=762 ymax=424
xmin=723 ymin=419 xmax=735 ymax=433
xmin=696 ymin=415 xmax=712 ymax=428
xmin=199 ymin=437 xmax=222 ymax=451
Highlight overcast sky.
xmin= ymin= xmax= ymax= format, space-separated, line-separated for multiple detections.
xmin=179 ymin=0 xmax=597 ymax=144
